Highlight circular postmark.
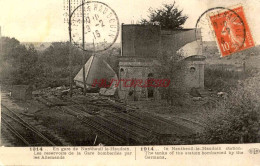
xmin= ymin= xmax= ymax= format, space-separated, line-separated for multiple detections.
xmin=195 ymin=7 xmax=247 ymax=56
xmin=70 ymin=1 xmax=119 ymax=53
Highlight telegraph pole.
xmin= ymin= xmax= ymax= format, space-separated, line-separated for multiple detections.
xmin=82 ymin=0 xmax=87 ymax=95
xmin=68 ymin=0 xmax=73 ymax=97
xmin=0 ymin=26 xmax=2 ymax=53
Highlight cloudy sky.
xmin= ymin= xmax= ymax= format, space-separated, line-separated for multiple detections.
xmin=0 ymin=0 xmax=260 ymax=44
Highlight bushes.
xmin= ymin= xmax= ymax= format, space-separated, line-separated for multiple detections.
xmin=204 ymin=65 xmax=255 ymax=92
xmin=39 ymin=42 xmax=91 ymax=67
xmin=0 ymin=37 xmax=121 ymax=89
xmin=202 ymin=73 xmax=260 ymax=143
xmin=0 ymin=37 xmax=44 ymax=85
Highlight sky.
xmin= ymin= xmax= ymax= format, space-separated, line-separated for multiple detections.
xmin=0 ymin=0 xmax=260 ymax=44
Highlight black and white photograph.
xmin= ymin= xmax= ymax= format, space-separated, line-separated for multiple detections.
xmin=0 ymin=0 xmax=260 ymax=155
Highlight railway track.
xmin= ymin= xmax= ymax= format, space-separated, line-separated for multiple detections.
xmin=62 ymin=105 xmax=157 ymax=144
xmin=61 ymin=106 xmax=126 ymax=144
xmin=62 ymin=104 xmax=159 ymax=144
xmin=1 ymin=104 xmax=56 ymax=146
xmin=170 ymin=116 xmax=206 ymax=128
xmin=127 ymin=111 xmax=194 ymax=136
xmin=36 ymin=95 xmax=198 ymax=145
xmin=61 ymin=104 xmax=195 ymax=144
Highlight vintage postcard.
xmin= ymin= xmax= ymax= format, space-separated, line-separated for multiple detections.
xmin=0 ymin=0 xmax=260 ymax=165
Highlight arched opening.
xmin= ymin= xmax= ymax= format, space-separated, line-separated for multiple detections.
xmin=190 ymin=67 xmax=196 ymax=73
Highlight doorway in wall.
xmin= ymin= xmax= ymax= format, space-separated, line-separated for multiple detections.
xmin=147 ymin=73 xmax=154 ymax=98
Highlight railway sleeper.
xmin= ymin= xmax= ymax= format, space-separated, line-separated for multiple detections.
xmin=128 ymin=111 xmax=194 ymax=136
xmin=103 ymin=110 xmax=162 ymax=136
xmin=61 ymin=106 xmax=126 ymax=144
xmin=91 ymin=116 xmax=151 ymax=144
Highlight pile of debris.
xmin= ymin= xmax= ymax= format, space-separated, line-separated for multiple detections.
xmin=32 ymin=86 xmax=85 ymax=97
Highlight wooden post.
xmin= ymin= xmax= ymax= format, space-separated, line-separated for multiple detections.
xmin=0 ymin=26 xmax=2 ymax=52
xmin=243 ymin=61 xmax=246 ymax=73
xmin=68 ymin=0 xmax=73 ymax=97
xmin=133 ymin=78 xmax=137 ymax=101
xmin=82 ymin=0 xmax=87 ymax=95
xmin=0 ymin=26 xmax=3 ymax=55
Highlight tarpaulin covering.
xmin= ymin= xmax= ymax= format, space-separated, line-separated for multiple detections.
xmin=74 ymin=56 xmax=118 ymax=89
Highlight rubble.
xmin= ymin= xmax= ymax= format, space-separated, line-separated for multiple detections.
xmin=11 ymin=85 xmax=32 ymax=101
xmin=192 ymin=97 xmax=202 ymax=101
xmin=217 ymin=92 xmax=228 ymax=98
xmin=190 ymin=88 xmax=202 ymax=97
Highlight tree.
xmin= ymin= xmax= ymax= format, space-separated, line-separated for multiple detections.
xmin=155 ymin=50 xmax=185 ymax=105
xmin=140 ymin=2 xmax=188 ymax=30
xmin=140 ymin=2 xmax=188 ymax=105
xmin=0 ymin=37 xmax=43 ymax=85
xmin=40 ymin=42 xmax=90 ymax=67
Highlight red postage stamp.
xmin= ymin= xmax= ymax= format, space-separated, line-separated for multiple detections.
xmin=209 ymin=6 xmax=255 ymax=57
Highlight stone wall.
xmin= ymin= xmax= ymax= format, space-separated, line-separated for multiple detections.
xmin=173 ymin=56 xmax=205 ymax=92
xmin=118 ymin=57 xmax=160 ymax=100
